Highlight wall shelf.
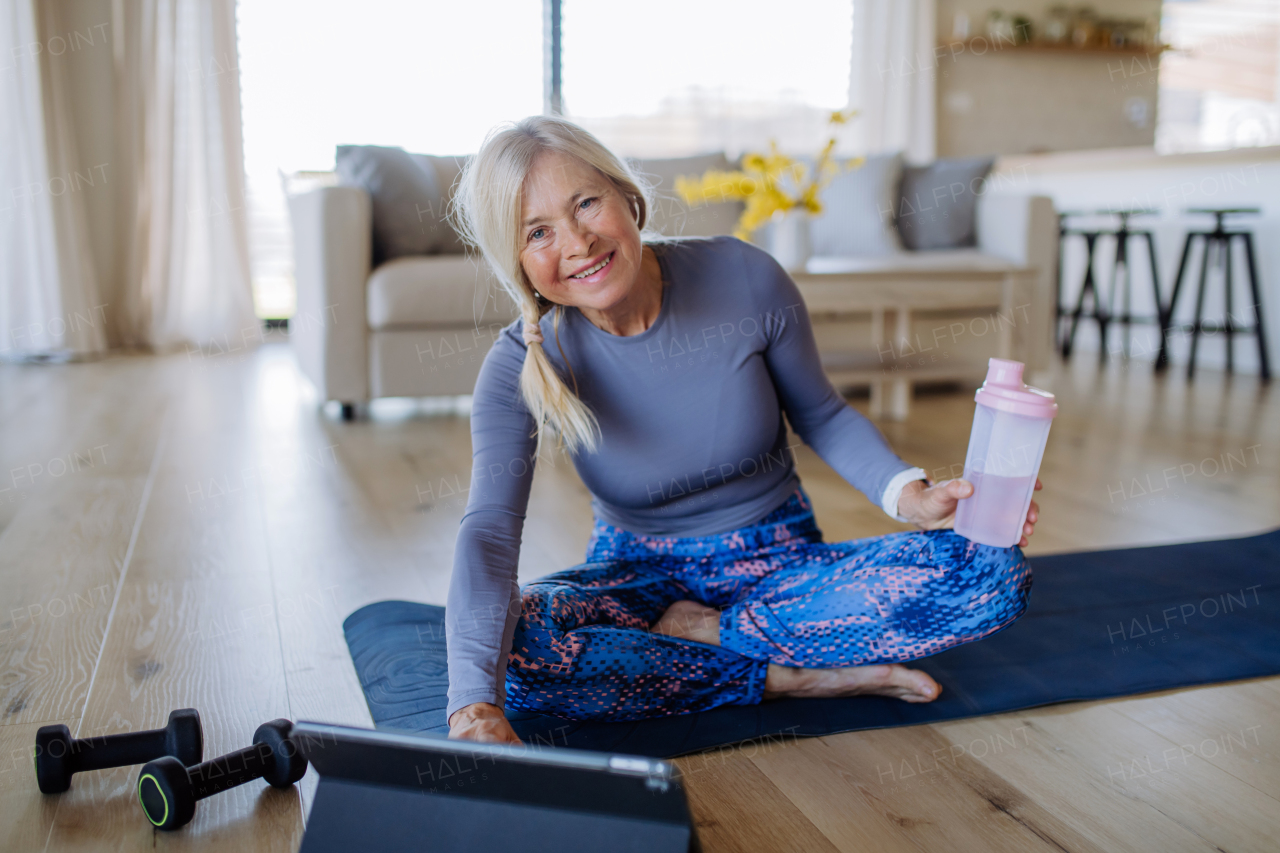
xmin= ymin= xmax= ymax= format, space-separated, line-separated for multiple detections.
xmin=939 ymin=39 xmax=1169 ymax=57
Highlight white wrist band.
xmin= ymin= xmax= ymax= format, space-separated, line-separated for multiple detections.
xmin=881 ymin=467 xmax=929 ymax=522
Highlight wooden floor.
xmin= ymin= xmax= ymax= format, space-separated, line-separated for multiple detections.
xmin=1 ymin=340 xmax=1277 ymax=852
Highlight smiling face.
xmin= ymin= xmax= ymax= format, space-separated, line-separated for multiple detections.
xmin=518 ymin=150 xmax=647 ymax=314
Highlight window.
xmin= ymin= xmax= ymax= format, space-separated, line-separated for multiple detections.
xmin=236 ymin=0 xmax=854 ymax=318
xmin=562 ymin=0 xmax=854 ymax=158
xmin=1158 ymin=0 xmax=1280 ymax=151
xmin=236 ymin=0 xmax=542 ymax=317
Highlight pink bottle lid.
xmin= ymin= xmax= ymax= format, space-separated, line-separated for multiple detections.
xmin=974 ymin=358 xmax=1058 ymax=419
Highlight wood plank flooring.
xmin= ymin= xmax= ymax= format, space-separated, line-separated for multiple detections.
xmin=0 ymin=341 xmax=1276 ymax=852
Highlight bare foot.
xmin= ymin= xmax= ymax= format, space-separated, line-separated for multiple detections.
xmin=764 ymin=663 xmax=941 ymax=703
xmin=652 ymin=601 xmax=941 ymax=704
xmin=651 ymin=600 xmax=720 ymax=646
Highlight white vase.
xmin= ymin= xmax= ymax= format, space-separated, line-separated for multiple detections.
xmin=767 ymin=211 xmax=811 ymax=273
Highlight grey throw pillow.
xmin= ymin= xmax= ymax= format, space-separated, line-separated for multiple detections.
xmin=631 ymin=153 xmax=744 ymax=238
xmin=808 ymin=152 xmax=904 ymax=257
xmin=413 ymin=154 xmax=470 ymax=255
xmin=896 ymin=156 xmax=995 ymax=250
xmin=335 ymin=145 xmax=443 ymax=263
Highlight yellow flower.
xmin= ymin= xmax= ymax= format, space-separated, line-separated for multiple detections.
xmin=741 ymin=153 xmax=768 ymax=173
xmin=675 ymin=172 xmax=760 ymax=207
xmin=675 ymin=110 xmax=863 ymax=239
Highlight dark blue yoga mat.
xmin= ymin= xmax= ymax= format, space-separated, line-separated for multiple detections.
xmin=343 ymin=529 xmax=1280 ymax=758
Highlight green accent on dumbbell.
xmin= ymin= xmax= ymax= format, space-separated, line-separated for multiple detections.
xmin=138 ymin=774 xmax=169 ymax=827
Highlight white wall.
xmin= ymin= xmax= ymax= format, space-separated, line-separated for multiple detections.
xmin=994 ymin=147 xmax=1280 ymax=375
xmin=934 ymin=0 xmax=1164 ymax=157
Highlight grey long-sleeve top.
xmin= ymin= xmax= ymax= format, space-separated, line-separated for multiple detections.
xmin=445 ymin=236 xmax=915 ymax=719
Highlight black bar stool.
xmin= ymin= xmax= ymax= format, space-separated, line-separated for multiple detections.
xmin=1055 ymin=212 xmax=1066 ymax=350
xmin=1156 ymin=208 xmax=1271 ymax=381
xmin=1057 ymin=210 xmax=1102 ymax=357
xmin=1059 ymin=209 xmax=1164 ymax=360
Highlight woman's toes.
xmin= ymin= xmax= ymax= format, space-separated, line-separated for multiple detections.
xmin=887 ymin=665 xmax=941 ymax=702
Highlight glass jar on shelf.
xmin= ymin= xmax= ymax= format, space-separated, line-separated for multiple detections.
xmin=1071 ymin=7 xmax=1098 ymax=47
xmin=986 ymin=10 xmax=1017 ymax=44
xmin=1042 ymin=6 xmax=1071 ymax=43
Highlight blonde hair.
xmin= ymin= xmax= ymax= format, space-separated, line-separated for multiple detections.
xmin=450 ymin=116 xmax=655 ymax=456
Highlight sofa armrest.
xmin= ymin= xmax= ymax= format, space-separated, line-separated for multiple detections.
xmin=976 ymin=194 xmax=1058 ymax=373
xmin=287 ymin=186 xmax=372 ymax=403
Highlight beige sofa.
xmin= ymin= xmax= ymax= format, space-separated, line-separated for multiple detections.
xmin=286 ymin=154 xmax=739 ymax=418
xmin=287 ymin=154 xmax=1055 ymax=419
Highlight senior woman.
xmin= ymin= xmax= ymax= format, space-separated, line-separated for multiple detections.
xmin=445 ymin=116 xmax=1041 ymax=744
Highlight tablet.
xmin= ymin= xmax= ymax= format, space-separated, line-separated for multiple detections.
xmin=292 ymin=721 xmax=699 ymax=853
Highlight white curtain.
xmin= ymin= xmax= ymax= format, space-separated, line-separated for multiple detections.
xmin=117 ymin=0 xmax=257 ymax=350
xmin=0 ymin=0 xmax=256 ymax=358
xmin=0 ymin=0 xmax=107 ymax=360
xmin=848 ymin=0 xmax=936 ymax=163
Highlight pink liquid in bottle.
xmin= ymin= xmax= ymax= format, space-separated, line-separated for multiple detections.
xmin=954 ymin=470 xmax=1038 ymax=548
xmin=953 ymin=359 xmax=1057 ymax=548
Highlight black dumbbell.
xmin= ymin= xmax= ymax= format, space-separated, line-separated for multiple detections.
xmin=137 ymin=718 xmax=307 ymax=831
xmin=35 ymin=709 xmax=203 ymax=794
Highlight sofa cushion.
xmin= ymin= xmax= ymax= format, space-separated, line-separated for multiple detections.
xmin=632 ymin=153 xmax=744 ymax=238
xmin=896 ymin=156 xmax=995 ymax=250
xmin=412 ymin=154 xmax=471 ymax=255
xmin=809 ymin=152 xmax=903 ymax=257
xmin=335 ymin=145 xmax=445 ymax=263
xmin=366 ymin=256 xmax=517 ymax=330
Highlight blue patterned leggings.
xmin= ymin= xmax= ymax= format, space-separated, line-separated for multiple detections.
xmin=506 ymin=487 xmax=1031 ymax=722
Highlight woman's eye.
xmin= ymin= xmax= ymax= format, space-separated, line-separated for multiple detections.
xmin=530 ymin=228 xmax=546 ymax=241
xmin=579 ymin=197 xmax=596 ymax=211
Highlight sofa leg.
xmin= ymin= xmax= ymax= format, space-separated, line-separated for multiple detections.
xmin=340 ymin=403 xmax=357 ymax=421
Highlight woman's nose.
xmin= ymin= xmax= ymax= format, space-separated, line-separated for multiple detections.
xmin=561 ymin=222 xmax=594 ymax=257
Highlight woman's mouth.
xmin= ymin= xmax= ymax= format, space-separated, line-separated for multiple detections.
xmin=568 ymin=252 xmax=614 ymax=282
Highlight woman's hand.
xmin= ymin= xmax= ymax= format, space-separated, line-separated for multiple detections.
xmin=897 ymin=478 xmax=1043 ymax=547
xmin=448 ymin=703 xmax=523 ymax=745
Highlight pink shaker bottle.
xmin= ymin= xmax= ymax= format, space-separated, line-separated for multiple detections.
xmin=954 ymin=358 xmax=1058 ymax=548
